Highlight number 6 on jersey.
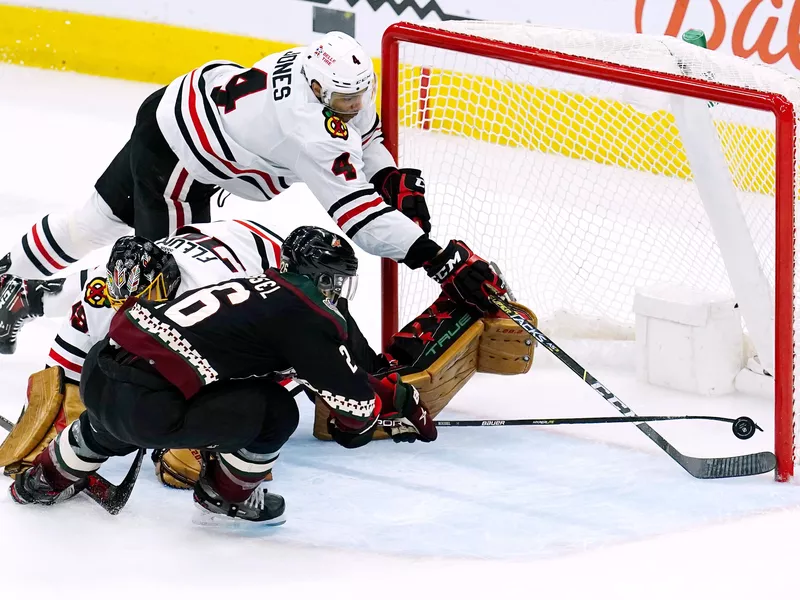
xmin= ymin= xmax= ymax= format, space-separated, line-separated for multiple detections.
xmin=165 ymin=282 xmax=251 ymax=327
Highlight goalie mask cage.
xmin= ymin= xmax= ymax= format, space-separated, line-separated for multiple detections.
xmin=379 ymin=21 xmax=798 ymax=481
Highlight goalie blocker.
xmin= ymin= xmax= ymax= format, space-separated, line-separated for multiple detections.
xmin=313 ymin=293 xmax=536 ymax=441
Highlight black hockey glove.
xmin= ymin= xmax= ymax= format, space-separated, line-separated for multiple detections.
xmin=371 ymin=373 xmax=437 ymax=443
xmin=327 ymin=408 xmax=380 ymax=450
xmin=423 ymin=240 xmax=507 ymax=314
xmin=370 ymin=166 xmax=431 ymax=234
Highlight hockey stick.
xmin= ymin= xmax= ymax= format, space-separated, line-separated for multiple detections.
xmin=488 ymin=295 xmax=777 ymax=479
xmin=379 ymin=414 xmax=761 ymax=439
xmin=0 ymin=413 xmax=14 ymax=432
xmin=0 ymin=414 xmax=144 ymax=514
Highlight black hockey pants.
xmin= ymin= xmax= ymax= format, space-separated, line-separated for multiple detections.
xmin=95 ymin=87 xmax=218 ymax=241
xmin=77 ymin=339 xmax=299 ymax=458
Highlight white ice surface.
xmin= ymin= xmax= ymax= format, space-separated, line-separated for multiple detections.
xmin=1 ymin=64 xmax=800 ymax=600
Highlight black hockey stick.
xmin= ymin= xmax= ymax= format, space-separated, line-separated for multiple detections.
xmin=0 ymin=414 xmax=144 ymax=514
xmin=488 ymin=295 xmax=777 ymax=479
xmin=0 ymin=413 xmax=14 ymax=432
xmin=379 ymin=414 xmax=761 ymax=439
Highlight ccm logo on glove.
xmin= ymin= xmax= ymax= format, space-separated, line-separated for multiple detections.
xmin=430 ymin=249 xmax=465 ymax=283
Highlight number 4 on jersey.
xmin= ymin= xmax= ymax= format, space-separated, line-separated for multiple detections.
xmin=211 ymin=69 xmax=268 ymax=113
xmin=332 ymin=152 xmax=357 ymax=181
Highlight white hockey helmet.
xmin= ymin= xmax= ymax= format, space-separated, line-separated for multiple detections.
xmin=302 ymin=31 xmax=376 ymax=115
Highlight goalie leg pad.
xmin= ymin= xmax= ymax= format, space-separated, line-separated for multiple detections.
xmin=0 ymin=367 xmax=71 ymax=468
xmin=10 ymin=382 xmax=87 ymax=477
xmin=400 ymin=319 xmax=483 ymax=418
xmin=478 ymin=301 xmax=537 ymax=375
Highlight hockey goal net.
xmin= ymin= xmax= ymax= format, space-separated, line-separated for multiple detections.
xmin=379 ymin=21 xmax=798 ymax=480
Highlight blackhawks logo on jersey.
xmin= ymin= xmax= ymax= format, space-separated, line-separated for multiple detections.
xmin=323 ymin=107 xmax=348 ymax=140
xmin=84 ymin=277 xmax=111 ymax=308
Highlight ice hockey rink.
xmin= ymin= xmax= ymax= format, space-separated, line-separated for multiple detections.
xmin=3 ymin=63 xmax=800 ymax=599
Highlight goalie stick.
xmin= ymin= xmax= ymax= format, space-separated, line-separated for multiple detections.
xmin=379 ymin=414 xmax=761 ymax=439
xmin=488 ymin=295 xmax=777 ymax=479
xmin=0 ymin=414 xmax=144 ymax=514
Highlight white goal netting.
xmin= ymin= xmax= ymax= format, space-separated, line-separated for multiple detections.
xmin=384 ymin=21 xmax=800 ymax=477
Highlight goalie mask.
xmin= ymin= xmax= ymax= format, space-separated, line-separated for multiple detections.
xmin=106 ymin=236 xmax=181 ymax=310
xmin=280 ymin=226 xmax=358 ymax=302
xmin=302 ymin=31 xmax=376 ymax=116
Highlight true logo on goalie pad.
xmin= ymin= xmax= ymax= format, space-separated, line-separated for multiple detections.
xmin=423 ymin=313 xmax=472 ymax=357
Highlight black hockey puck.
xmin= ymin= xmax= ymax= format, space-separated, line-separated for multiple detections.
xmin=732 ymin=416 xmax=757 ymax=440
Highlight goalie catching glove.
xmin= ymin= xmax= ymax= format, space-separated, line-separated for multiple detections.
xmin=371 ymin=166 xmax=431 ymax=234
xmin=424 ymin=240 xmax=507 ymax=314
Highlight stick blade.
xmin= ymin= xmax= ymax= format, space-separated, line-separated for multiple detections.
xmin=83 ymin=448 xmax=145 ymax=515
xmin=679 ymin=451 xmax=777 ymax=479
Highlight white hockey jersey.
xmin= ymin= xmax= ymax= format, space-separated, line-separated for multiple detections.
xmin=155 ymin=48 xmax=427 ymax=261
xmin=47 ymin=220 xmax=283 ymax=384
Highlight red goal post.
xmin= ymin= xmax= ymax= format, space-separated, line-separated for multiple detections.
xmin=379 ymin=21 xmax=797 ymax=481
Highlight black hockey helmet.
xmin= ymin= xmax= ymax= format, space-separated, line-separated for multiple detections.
xmin=280 ymin=226 xmax=358 ymax=301
xmin=106 ymin=236 xmax=181 ymax=310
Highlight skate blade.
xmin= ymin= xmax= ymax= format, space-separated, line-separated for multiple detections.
xmin=192 ymin=504 xmax=287 ymax=528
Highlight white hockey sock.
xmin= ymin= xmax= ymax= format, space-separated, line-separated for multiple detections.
xmin=7 ymin=190 xmax=130 ymax=278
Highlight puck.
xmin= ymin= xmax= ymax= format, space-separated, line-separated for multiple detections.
xmin=732 ymin=416 xmax=756 ymax=440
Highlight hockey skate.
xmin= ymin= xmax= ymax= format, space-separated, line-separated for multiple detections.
xmin=193 ymin=477 xmax=286 ymax=527
xmin=9 ymin=462 xmax=86 ymax=506
xmin=0 ymin=255 xmax=65 ymax=354
xmin=192 ymin=455 xmax=286 ymax=527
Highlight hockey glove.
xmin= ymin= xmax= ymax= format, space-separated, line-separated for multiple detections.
xmin=423 ymin=240 xmax=507 ymax=314
xmin=327 ymin=409 xmax=380 ymax=450
xmin=371 ymin=373 xmax=437 ymax=443
xmin=370 ymin=167 xmax=431 ymax=234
